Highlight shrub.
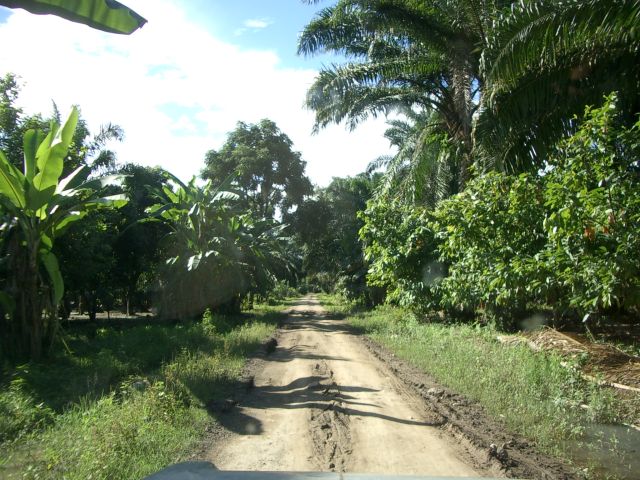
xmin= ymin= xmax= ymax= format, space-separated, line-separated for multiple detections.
xmin=538 ymin=93 xmax=640 ymax=316
xmin=431 ymin=171 xmax=546 ymax=326
xmin=429 ymin=93 xmax=640 ymax=324
xmin=359 ymin=198 xmax=443 ymax=312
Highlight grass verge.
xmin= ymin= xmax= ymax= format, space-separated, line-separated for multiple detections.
xmin=335 ymin=298 xmax=636 ymax=477
xmin=0 ymin=302 xmax=287 ymax=479
xmin=316 ymin=293 xmax=363 ymax=318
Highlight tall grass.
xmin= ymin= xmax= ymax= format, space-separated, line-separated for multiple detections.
xmin=0 ymin=303 xmax=285 ymax=479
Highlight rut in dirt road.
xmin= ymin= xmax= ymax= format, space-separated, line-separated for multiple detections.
xmin=205 ymin=295 xmax=489 ymax=476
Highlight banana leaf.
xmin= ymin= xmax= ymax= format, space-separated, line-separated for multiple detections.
xmin=0 ymin=0 xmax=146 ymax=34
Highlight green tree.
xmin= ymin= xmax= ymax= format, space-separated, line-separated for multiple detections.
xmin=148 ymin=173 xmax=240 ymax=318
xmin=149 ymin=172 xmax=296 ymax=318
xmin=0 ymin=74 xmax=48 ymax=168
xmin=431 ymin=172 xmax=546 ymax=325
xmin=0 ymin=73 xmax=124 ymax=175
xmin=111 ymin=164 xmax=168 ymax=315
xmin=0 ymin=108 xmax=126 ymax=359
xmin=202 ymin=119 xmax=313 ymax=218
xmin=291 ymin=173 xmax=382 ymax=304
xmin=537 ymin=93 xmax=640 ymax=317
xmin=359 ymin=197 xmax=442 ymax=312
xmin=430 ymin=94 xmax=640 ymax=325
xmin=55 ymin=208 xmax=119 ymax=321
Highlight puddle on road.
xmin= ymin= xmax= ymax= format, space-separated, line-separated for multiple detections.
xmin=566 ymin=423 xmax=640 ymax=479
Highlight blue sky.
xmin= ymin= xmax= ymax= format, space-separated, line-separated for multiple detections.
xmin=182 ymin=1 xmax=335 ymax=68
xmin=0 ymin=1 xmax=393 ymax=186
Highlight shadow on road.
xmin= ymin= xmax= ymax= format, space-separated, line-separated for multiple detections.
xmin=213 ymin=301 xmax=443 ymax=437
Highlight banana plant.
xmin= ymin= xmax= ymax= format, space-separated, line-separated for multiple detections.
xmin=148 ymin=172 xmax=297 ymax=318
xmin=145 ymin=172 xmax=242 ymax=318
xmin=0 ymin=107 xmax=127 ymax=359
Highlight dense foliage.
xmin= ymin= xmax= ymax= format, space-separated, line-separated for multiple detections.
xmin=290 ymin=173 xmax=382 ymax=304
xmin=148 ymin=173 xmax=296 ymax=318
xmin=0 ymin=108 xmax=127 ymax=359
xmin=432 ymin=172 xmax=546 ymax=324
xmin=201 ymin=119 xmax=312 ymax=218
xmin=0 ymin=79 xmax=308 ymax=360
xmin=301 ymin=1 xmax=640 ymax=329
xmin=537 ymin=95 xmax=640 ymax=316
xmin=362 ymin=95 xmax=640 ymax=327
xmin=359 ymin=198 xmax=441 ymax=311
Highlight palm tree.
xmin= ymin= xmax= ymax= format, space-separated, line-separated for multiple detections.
xmin=368 ymin=107 xmax=459 ymax=206
xmin=299 ymin=0 xmax=507 ymax=188
xmin=475 ymin=0 xmax=640 ymax=172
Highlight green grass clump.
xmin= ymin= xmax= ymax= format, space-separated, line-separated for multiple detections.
xmin=316 ymin=293 xmax=363 ymax=317
xmin=348 ymin=305 xmax=621 ymax=455
xmin=0 ymin=304 xmax=284 ymax=479
xmin=14 ymin=383 xmax=207 ymax=480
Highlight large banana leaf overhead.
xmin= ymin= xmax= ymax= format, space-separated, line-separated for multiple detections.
xmin=0 ymin=0 xmax=146 ymax=34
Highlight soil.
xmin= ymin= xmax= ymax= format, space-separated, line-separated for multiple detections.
xmin=196 ymin=295 xmax=578 ymax=478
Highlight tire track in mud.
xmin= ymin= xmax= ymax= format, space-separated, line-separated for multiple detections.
xmin=308 ymin=361 xmax=352 ymax=472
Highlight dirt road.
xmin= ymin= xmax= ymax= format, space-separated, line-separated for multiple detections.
xmin=205 ymin=295 xmax=486 ymax=476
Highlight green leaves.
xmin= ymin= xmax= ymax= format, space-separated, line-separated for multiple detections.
xmin=148 ymin=172 xmax=297 ymax=318
xmin=428 ymin=94 xmax=640 ymax=322
xmin=201 ymin=119 xmax=312 ymax=219
xmin=41 ymin=251 xmax=64 ymax=304
xmin=0 ymin=0 xmax=147 ymax=35
xmin=23 ymin=129 xmax=44 ymax=180
xmin=360 ymin=197 xmax=442 ymax=311
xmin=33 ymin=107 xmax=78 ymax=195
xmin=0 ymin=150 xmax=26 ymax=209
xmin=0 ymin=107 xmax=129 ymax=319
xmin=301 ymin=0 xmax=484 ymax=186
xmin=476 ymin=0 xmax=640 ymax=171
xmin=431 ymin=171 xmax=546 ymax=324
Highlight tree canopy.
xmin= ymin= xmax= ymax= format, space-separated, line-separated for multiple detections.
xmin=202 ymin=119 xmax=313 ymax=218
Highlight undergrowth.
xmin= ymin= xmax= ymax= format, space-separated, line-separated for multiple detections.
xmin=0 ymin=302 xmax=287 ymax=479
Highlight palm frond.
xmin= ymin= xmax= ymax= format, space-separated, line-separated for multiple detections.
xmin=476 ymin=0 xmax=640 ymax=171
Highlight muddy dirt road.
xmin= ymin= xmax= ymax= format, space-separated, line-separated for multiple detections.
xmin=205 ymin=295 xmax=487 ymax=476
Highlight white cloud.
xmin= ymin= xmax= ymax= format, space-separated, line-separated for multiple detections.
xmin=0 ymin=0 xmax=393 ymax=187
xmin=243 ymin=18 xmax=271 ymax=29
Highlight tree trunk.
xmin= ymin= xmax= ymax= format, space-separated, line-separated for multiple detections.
xmin=450 ymin=43 xmax=475 ymax=188
xmin=260 ymin=180 xmax=272 ymax=218
xmin=21 ymin=246 xmax=43 ymax=361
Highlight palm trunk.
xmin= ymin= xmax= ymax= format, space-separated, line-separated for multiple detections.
xmin=450 ymin=44 xmax=475 ymax=188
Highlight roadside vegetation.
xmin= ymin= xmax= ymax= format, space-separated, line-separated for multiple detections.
xmin=319 ymin=293 xmax=637 ymax=477
xmin=0 ymin=303 xmax=285 ymax=479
